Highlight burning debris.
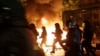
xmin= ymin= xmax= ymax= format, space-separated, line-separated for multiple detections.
xmin=23 ymin=0 xmax=67 ymax=53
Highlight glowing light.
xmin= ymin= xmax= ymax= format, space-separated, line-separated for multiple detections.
xmin=37 ymin=27 xmax=67 ymax=45
xmin=41 ymin=17 xmax=48 ymax=25
xmin=46 ymin=26 xmax=55 ymax=46
xmin=62 ymin=30 xmax=67 ymax=40
xmin=36 ymin=17 xmax=67 ymax=53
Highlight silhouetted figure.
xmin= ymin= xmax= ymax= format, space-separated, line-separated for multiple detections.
xmin=82 ymin=20 xmax=96 ymax=56
xmin=40 ymin=26 xmax=47 ymax=48
xmin=0 ymin=1 xmax=34 ymax=56
xmin=0 ymin=0 xmax=45 ymax=56
xmin=30 ymin=23 xmax=39 ymax=44
xmin=51 ymin=23 xmax=64 ymax=53
xmin=65 ymin=20 xmax=83 ymax=56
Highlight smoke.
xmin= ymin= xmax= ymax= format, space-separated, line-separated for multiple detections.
xmin=25 ymin=0 xmax=63 ymax=28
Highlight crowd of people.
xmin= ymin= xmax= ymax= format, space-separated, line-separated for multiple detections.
xmin=64 ymin=19 xmax=97 ymax=56
xmin=0 ymin=0 xmax=97 ymax=56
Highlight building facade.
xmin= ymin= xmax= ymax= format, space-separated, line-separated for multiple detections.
xmin=62 ymin=0 xmax=100 ymax=38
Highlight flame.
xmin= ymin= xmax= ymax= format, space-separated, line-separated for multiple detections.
xmin=37 ymin=26 xmax=55 ymax=46
xmin=41 ymin=17 xmax=48 ymax=25
xmin=36 ymin=17 xmax=67 ymax=53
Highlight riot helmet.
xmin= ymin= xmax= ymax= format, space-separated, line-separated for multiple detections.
xmin=68 ymin=19 xmax=76 ymax=28
xmin=0 ymin=0 xmax=29 ymax=27
xmin=0 ymin=4 xmax=11 ymax=25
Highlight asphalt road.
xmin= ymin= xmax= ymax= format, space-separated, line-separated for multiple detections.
xmin=45 ymin=49 xmax=100 ymax=56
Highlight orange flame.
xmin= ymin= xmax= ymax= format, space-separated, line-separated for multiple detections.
xmin=36 ymin=17 xmax=67 ymax=53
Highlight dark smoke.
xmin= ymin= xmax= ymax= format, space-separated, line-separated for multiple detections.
xmin=25 ymin=0 xmax=63 ymax=28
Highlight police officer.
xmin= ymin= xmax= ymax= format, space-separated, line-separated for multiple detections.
xmin=65 ymin=20 xmax=83 ymax=56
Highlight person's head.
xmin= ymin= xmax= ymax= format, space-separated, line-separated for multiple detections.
xmin=68 ymin=20 xmax=76 ymax=29
xmin=83 ymin=20 xmax=91 ymax=29
xmin=30 ymin=23 xmax=36 ymax=29
xmin=42 ymin=26 xmax=46 ymax=31
xmin=55 ymin=23 xmax=60 ymax=28
xmin=42 ymin=26 xmax=45 ymax=29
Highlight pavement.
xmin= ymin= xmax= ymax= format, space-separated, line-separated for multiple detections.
xmin=45 ymin=48 xmax=65 ymax=56
xmin=44 ymin=48 xmax=100 ymax=56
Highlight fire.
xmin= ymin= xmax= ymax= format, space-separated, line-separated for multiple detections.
xmin=41 ymin=17 xmax=48 ymax=25
xmin=37 ymin=26 xmax=55 ymax=46
xmin=36 ymin=17 xmax=67 ymax=53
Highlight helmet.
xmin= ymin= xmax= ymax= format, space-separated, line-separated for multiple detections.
xmin=0 ymin=4 xmax=11 ymax=24
xmin=0 ymin=0 xmax=28 ymax=26
xmin=68 ymin=19 xmax=76 ymax=28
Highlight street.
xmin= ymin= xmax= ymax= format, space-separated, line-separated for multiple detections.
xmin=44 ymin=48 xmax=100 ymax=56
xmin=45 ymin=48 xmax=65 ymax=56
